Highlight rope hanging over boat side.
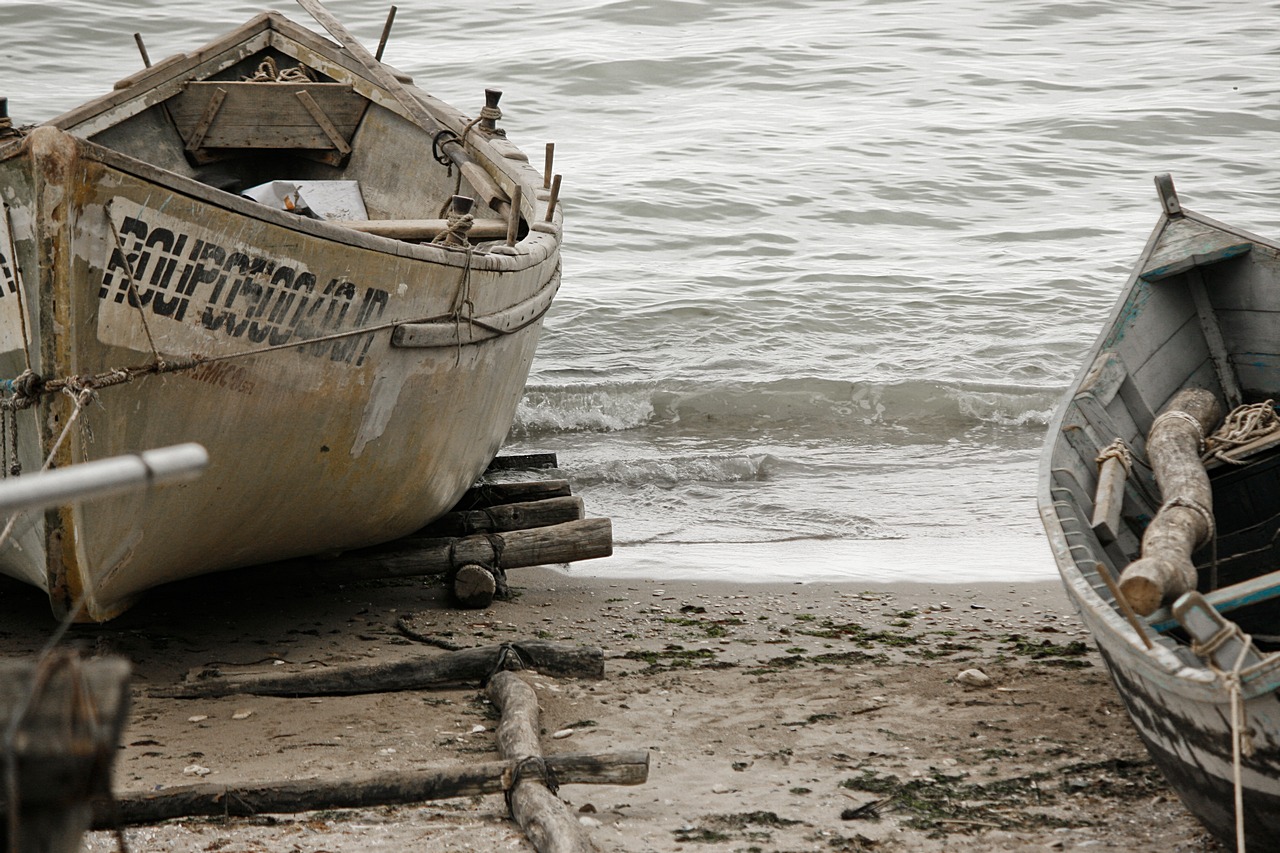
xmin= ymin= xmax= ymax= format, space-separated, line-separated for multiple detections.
xmin=1191 ymin=620 xmax=1267 ymax=853
xmin=1203 ymin=399 xmax=1280 ymax=465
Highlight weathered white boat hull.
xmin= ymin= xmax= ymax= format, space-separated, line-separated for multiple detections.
xmin=0 ymin=12 xmax=562 ymax=620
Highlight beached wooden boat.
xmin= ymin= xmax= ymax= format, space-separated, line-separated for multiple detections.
xmin=0 ymin=4 xmax=562 ymax=621
xmin=1039 ymin=176 xmax=1280 ymax=851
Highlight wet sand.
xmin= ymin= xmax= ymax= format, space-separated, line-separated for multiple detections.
xmin=0 ymin=564 xmax=1224 ymax=852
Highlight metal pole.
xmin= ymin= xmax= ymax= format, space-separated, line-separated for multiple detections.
xmin=0 ymin=443 xmax=208 ymax=515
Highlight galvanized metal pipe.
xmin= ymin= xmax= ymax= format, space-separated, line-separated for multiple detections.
xmin=0 ymin=443 xmax=208 ymax=515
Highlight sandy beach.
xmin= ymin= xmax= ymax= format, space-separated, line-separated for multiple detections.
xmin=0 ymin=564 xmax=1223 ymax=852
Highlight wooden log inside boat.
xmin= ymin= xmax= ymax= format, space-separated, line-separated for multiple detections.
xmin=151 ymin=640 xmax=604 ymax=698
xmin=487 ymin=670 xmax=598 ymax=853
xmin=452 ymin=480 xmax=573 ymax=512
xmin=418 ymin=496 xmax=584 ymax=538
xmin=300 ymin=518 xmax=612 ymax=584
xmin=1118 ymin=388 xmax=1222 ymax=615
xmin=92 ymin=751 xmax=648 ymax=827
xmin=0 ymin=655 xmax=130 ymax=853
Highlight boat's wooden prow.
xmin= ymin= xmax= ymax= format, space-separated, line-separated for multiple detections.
xmin=1140 ymin=216 xmax=1253 ymax=282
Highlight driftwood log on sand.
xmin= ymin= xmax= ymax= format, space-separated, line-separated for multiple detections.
xmin=488 ymin=670 xmax=598 ymax=852
xmin=151 ymin=641 xmax=604 ymax=698
xmin=1118 ymin=387 xmax=1222 ymax=615
xmin=91 ymin=751 xmax=649 ymax=828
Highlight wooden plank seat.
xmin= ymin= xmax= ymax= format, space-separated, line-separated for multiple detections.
xmin=167 ymin=81 xmax=368 ymax=155
xmin=1146 ymin=568 xmax=1280 ymax=633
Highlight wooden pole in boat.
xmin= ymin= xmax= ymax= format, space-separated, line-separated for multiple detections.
xmin=544 ymin=174 xmax=562 ymax=222
xmin=132 ymin=33 xmax=152 ymax=68
xmin=374 ymin=5 xmax=397 ymax=61
xmin=544 ymin=143 xmax=555 ymax=189
xmin=506 ymin=184 xmax=523 ymax=247
xmin=294 ymin=0 xmax=511 ymax=218
xmin=1118 ymin=388 xmax=1221 ymax=615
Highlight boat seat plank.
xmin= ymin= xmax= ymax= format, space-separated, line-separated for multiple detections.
xmin=168 ymin=82 xmax=369 ymax=151
xmin=1147 ymin=568 xmax=1280 ymax=633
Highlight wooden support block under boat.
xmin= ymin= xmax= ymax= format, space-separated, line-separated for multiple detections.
xmin=1118 ymin=388 xmax=1221 ymax=616
xmin=91 ymin=751 xmax=649 ymax=828
xmin=451 ymin=480 xmax=574 ymax=512
xmin=418 ymin=496 xmax=584 ymax=538
xmin=294 ymin=518 xmax=612 ymax=585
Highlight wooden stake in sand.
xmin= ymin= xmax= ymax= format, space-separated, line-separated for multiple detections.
xmin=487 ymin=670 xmax=597 ymax=852
xmin=1118 ymin=388 xmax=1222 ymax=615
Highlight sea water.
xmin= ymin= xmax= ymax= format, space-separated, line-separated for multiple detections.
xmin=6 ymin=0 xmax=1280 ymax=584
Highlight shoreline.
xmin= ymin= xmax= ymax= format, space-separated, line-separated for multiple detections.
xmin=0 ymin=566 xmax=1222 ymax=851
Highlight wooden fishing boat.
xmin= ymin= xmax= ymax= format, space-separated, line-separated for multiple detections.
xmin=0 ymin=3 xmax=563 ymax=621
xmin=1039 ymin=175 xmax=1280 ymax=851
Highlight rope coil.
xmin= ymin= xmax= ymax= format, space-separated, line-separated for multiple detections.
xmin=1204 ymin=400 xmax=1280 ymax=465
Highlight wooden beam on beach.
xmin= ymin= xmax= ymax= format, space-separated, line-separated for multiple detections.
xmin=150 ymin=640 xmax=604 ymax=698
xmin=91 ymin=751 xmax=648 ymax=828
xmin=488 ymin=670 xmax=598 ymax=852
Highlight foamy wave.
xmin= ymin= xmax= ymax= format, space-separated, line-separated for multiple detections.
xmin=513 ymin=379 xmax=1061 ymax=440
xmin=513 ymin=387 xmax=655 ymax=434
xmin=571 ymin=453 xmax=773 ymax=487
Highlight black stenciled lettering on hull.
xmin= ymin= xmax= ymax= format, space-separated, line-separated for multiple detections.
xmin=98 ymin=209 xmax=395 ymax=364
xmin=0 ymin=250 xmax=15 ymax=296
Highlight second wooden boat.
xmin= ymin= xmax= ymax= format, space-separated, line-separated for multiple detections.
xmin=1040 ymin=175 xmax=1280 ymax=851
